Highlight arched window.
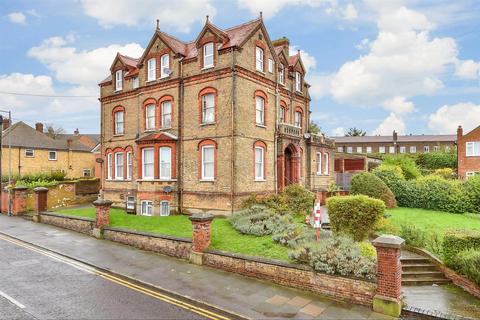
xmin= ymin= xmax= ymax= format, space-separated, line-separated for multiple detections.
xmin=159 ymin=146 xmax=172 ymax=180
xmin=198 ymin=139 xmax=217 ymax=181
xmin=294 ymin=107 xmax=303 ymax=128
xmin=198 ymin=87 xmax=217 ymax=124
xmin=142 ymin=147 xmax=155 ymax=180
xmin=279 ymin=101 xmax=287 ymax=123
xmin=161 ymin=100 xmax=172 ymax=128
xmin=112 ymin=106 xmax=125 ymax=135
xmin=254 ymin=141 xmax=267 ymax=181
xmin=254 ymin=90 xmax=268 ymax=126
xmin=145 ymin=104 xmax=155 ymax=130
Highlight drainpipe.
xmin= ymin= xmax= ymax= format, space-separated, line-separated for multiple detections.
xmin=230 ymin=48 xmax=237 ymax=215
xmin=178 ymin=56 xmax=184 ymax=213
xmin=274 ymin=75 xmax=279 ymax=194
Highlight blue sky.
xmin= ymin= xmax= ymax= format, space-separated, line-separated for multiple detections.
xmin=1 ymin=0 xmax=480 ymax=136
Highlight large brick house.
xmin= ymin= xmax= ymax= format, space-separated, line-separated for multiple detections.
xmin=335 ymin=131 xmax=456 ymax=155
xmin=99 ymin=17 xmax=335 ymax=215
xmin=457 ymin=125 xmax=480 ymax=179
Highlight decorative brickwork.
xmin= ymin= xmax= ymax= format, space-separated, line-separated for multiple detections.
xmin=34 ymin=187 xmax=48 ymax=214
xmin=189 ymin=213 xmax=214 ymax=252
xmin=12 ymin=186 xmax=28 ymax=215
xmin=93 ymin=199 xmax=112 ymax=229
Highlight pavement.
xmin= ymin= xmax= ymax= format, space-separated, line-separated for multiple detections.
xmin=0 ymin=215 xmax=393 ymax=320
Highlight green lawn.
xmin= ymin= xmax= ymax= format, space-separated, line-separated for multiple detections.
xmin=55 ymin=207 xmax=290 ymax=261
xmin=386 ymin=207 xmax=480 ymax=238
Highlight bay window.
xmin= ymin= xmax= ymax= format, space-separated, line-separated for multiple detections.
xmin=126 ymin=152 xmax=132 ymax=180
xmin=107 ymin=153 xmax=112 ymax=180
xmin=115 ymin=152 xmax=124 ymax=180
xmin=142 ymin=148 xmax=154 ymax=180
xmin=203 ymin=42 xmax=214 ymax=68
xmin=159 ymin=147 xmax=171 ymax=180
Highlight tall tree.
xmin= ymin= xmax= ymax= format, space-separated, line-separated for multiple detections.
xmin=309 ymin=121 xmax=321 ymax=134
xmin=346 ymin=127 xmax=366 ymax=136
xmin=44 ymin=124 xmax=65 ymax=139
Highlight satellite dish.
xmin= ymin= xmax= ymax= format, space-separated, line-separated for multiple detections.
xmin=162 ymin=67 xmax=172 ymax=76
xmin=163 ymin=186 xmax=173 ymax=193
xmin=304 ymin=133 xmax=311 ymax=139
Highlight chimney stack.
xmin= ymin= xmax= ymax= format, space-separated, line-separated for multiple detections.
xmin=35 ymin=122 xmax=44 ymax=133
xmin=393 ymin=130 xmax=398 ymax=143
xmin=74 ymin=128 xmax=80 ymax=135
xmin=2 ymin=118 xmax=10 ymax=131
xmin=67 ymin=139 xmax=73 ymax=149
xmin=457 ymin=125 xmax=463 ymax=140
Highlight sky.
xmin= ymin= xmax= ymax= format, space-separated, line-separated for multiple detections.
xmin=1 ymin=0 xmax=480 ymax=136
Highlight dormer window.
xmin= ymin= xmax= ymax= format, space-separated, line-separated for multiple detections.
xmin=160 ymin=54 xmax=169 ymax=78
xmin=203 ymin=42 xmax=214 ymax=68
xmin=147 ymin=58 xmax=156 ymax=81
xmin=256 ymin=47 xmax=264 ymax=72
xmin=115 ymin=70 xmax=122 ymax=91
xmin=279 ymin=64 xmax=285 ymax=84
xmin=295 ymin=71 xmax=302 ymax=92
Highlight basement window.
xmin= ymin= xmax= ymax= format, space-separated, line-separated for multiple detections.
xmin=25 ymin=149 xmax=35 ymax=157
xmin=160 ymin=201 xmax=170 ymax=216
xmin=48 ymin=151 xmax=57 ymax=161
xmin=83 ymin=169 xmax=91 ymax=177
xmin=140 ymin=200 xmax=153 ymax=216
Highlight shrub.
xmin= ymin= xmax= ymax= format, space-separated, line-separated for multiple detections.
xmin=229 ymin=205 xmax=292 ymax=236
xmin=326 ymin=195 xmax=385 ymax=241
xmin=382 ymin=155 xmax=421 ymax=180
xmin=359 ymin=242 xmax=377 ymax=259
xmin=464 ymin=176 xmax=480 ymax=213
xmin=416 ymin=151 xmax=457 ymax=170
xmin=452 ymin=249 xmax=480 ymax=286
xmin=374 ymin=217 xmax=399 ymax=234
xmin=283 ymin=184 xmax=315 ymax=216
xmin=309 ymin=236 xmax=376 ymax=280
xmin=350 ymin=172 xmax=397 ymax=208
xmin=17 ymin=179 xmax=59 ymax=189
xmin=326 ymin=181 xmax=340 ymax=193
xmin=399 ymin=224 xmax=427 ymax=248
xmin=240 ymin=193 xmax=288 ymax=213
xmin=272 ymin=226 xmax=327 ymax=248
xmin=433 ymin=168 xmax=455 ymax=180
xmin=443 ymin=229 xmax=480 ymax=266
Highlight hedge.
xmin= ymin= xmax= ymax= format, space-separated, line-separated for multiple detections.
xmin=416 ymin=151 xmax=457 ymax=170
xmin=443 ymin=229 xmax=480 ymax=265
xmin=452 ymin=249 xmax=480 ymax=286
xmin=326 ymin=195 xmax=385 ymax=241
xmin=382 ymin=155 xmax=421 ymax=180
xmin=350 ymin=172 xmax=396 ymax=208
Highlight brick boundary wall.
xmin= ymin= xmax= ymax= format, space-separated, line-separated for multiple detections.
xmin=103 ymin=227 xmax=192 ymax=260
xmin=202 ymin=249 xmax=376 ymax=306
xmin=39 ymin=212 xmax=94 ymax=236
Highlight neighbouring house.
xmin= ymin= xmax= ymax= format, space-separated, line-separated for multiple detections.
xmin=99 ymin=16 xmax=335 ymax=216
xmin=1 ymin=120 xmax=99 ymax=179
xmin=457 ymin=125 xmax=480 ymax=179
xmin=334 ymin=130 xmax=456 ymax=155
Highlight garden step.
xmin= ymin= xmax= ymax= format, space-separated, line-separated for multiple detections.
xmin=402 ymin=271 xmax=446 ymax=279
xmin=400 ymin=257 xmax=431 ymax=264
xmin=402 ymin=264 xmax=438 ymax=272
xmin=402 ymin=278 xmax=451 ymax=286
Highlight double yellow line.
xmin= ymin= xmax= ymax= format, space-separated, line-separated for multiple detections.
xmin=0 ymin=234 xmax=233 ymax=320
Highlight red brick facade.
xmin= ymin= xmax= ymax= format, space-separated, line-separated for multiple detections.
xmin=457 ymin=125 xmax=480 ymax=179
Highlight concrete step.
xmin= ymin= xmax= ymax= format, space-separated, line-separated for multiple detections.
xmin=401 ymin=257 xmax=431 ymax=264
xmin=402 ymin=278 xmax=451 ymax=286
xmin=402 ymin=271 xmax=446 ymax=279
xmin=21 ymin=215 xmax=33 ymax=221
xmin=402 ymin=264 xmax=438 ymax=272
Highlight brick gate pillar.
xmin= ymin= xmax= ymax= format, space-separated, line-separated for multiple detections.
xmin=92 ymin=199 xmax=112 ymax=238
xmin=12 ymin=186 xmax=28 ymax=216
xmin=33 ymin=187 xmax=49 ymax=222
xmin=372 ymin=235 xmax=405 ymax=317
xmin=189 ymin=213 xmax=214 ymax=265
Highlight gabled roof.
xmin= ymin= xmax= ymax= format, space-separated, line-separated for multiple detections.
xmin=463 ymin=124 xmax=480 ymax=138
xmin=334 ymin=134 xmax=457 ymax=143
xmin=194 ymin=20 xmax=229 ymax=46
xmin=136 ymin=131 xmax=178 ymax=144
xmin=1 ymin=122 xmax=95 ymax=152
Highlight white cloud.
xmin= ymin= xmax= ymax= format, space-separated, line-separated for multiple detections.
xmin=342 ymin=3 xmax=358 ymax=20
xmin=382 ymin=96 xmax=414 ymax=115
xmin=331 ymin=127 xmax=346 ymax=136
xmin=428 ymin=102 xmax=480 ymax=134
xmin=28 ymin=36 xmax=144 ymax=86
xmin=81 ymin=0 xmax=216 ymax=32
xmin=455 ymin=59 xmax=480 ymax=80
xmin=8 ymin=12 xmax=26 ymax=25
xmin=289 ymin=46 xmax=317 ymax=73
xmin=372 ymin=112 xmax=406 ymax=135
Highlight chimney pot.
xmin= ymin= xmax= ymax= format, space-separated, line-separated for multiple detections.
xmin=74 ymin=128 xmax=79 ymax=135
xmin=35 ymin=122 xmax=44 ymax=133
xmin=457 ymin=125 xmax=463 ymax=140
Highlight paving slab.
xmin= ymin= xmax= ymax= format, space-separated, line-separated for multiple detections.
xmin=0 ymin=215 xmax=386 ymax=319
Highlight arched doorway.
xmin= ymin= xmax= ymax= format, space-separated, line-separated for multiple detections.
xmin=284 ymin=144 xmax=298 ymax=187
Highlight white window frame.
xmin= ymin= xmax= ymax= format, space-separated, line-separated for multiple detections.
xmin=115 ymin=152 xmax=124 ymax=180
xmin=337 ymin=147 xmax=343 ymax=152
xmin=433 ymin=145 xmax=440 ymax=152
xmin=160 ymin=54 xmax=169 ymax=78
xmin=255 ymin=47 xmax=264 ymax=72
xmin=466 ymin=142 xmax=480 ymax=157
xmin=347 ymin=146 xmax=353 ymax=154
xmin=48 ymin=151 xmax=57 ymax=161
xmin=202 ymin=93 xmax=215 ymax=124
xmin=126 ymin=152 xmax=132 ymax=180
xmin=268 ymin=58 xmax=273 ymax=73
xmin=147 ymin=58 xmax=156 ymax=81
xmin=424 ymin=146 xmax=430 ymax=153
xmin=366 ymin=146 xmax=372 ymax=154
xmin=295 ymin=72 xmax=302 ymax=92
xmin=132 ymin=76 xmax=139 ymax=89
xmin=389 ymin=146 xmax=395 ymax=154
xmin=25 ymin=149 xmax=34 ymax=157
xmin=324 ymin=153 xmax=329 ymax=175
xmin=279 ymin=107 xmax=285 ymax=123
xmin=162 ymin=100 xmax=172 ymax=128
xmin=379 ymin=146 xmax=386 ymax=154
xmin=83 ymin=169 xmax=91 ymax=177
xmin=203 ymin=42 xmax=214 ymax=68
xmin=142 ymin=148 xmax=154 ymax=180
xmin=145 ymin=104 xmax=155 ymax=130
xmin=114 ymin=111 xmax=124 ymax=135
xmin=115 ymin=70 xmax=122 ymax=91
xmin=400 ymin=146 xmax=406 ymax=153
xmin=254 ymin=146 xmax=265 ymax=181
xmin=410 ymin=146 xmax=417 ymax=153
xmin=279 ymin=63 xmax=285 ymax=84
xmin=107 ymin=153 xmax=112 ymax=180
xmin=255 ymin=96 xmax=265 ymax=126
xmin=159 ymin=146 xmax=172 ymax=180
xmin=140 ymin=200 xmax=153 ymax=216
xmin=316 ymin=152 xmax=322 ymax=175
xmin=294 ymin=111 xmax=302 ymax=127
xmin=126 ymin=196 xmax=135 ymax=210
xmin=356 ymin=146 xmax=362 ymax=153
xmin=201 ymin=145 xmax=215 ymax=181
xmin=160 ymin=201 xmax=170 ymax=216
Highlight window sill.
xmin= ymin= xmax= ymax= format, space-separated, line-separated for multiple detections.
xmin=160 ymin=75 xmax=170 ymax=80
xmin=254 ymin=179 xmax=266 ymax=182
xmin=200 ymin=179 xmax=215 ymax=182
xmin=137 ymin=179 xmax=177 ymax=182
xmin=316 ymin=173 xmax=323 ymax=176
xmin=200 ymin=122 xmax=215 ymax=126
xmin=256 ymin=69 xmax=265 ymax=74
xmin=256 ymin=124 xmax=267 ymax=128
xmin=159 ymin=127 xmax=172 ymax=131
xmin=113 ymin=134 xmax=124 ymax=137
xmin=48 ymin=159 xmax=57 ymax=161
xmin=145 ymin=80 xmax=156 ymax=85
xmin=114 ymin=89 xmax=123 ymax=93
xmin=201 ymin=66 xmax=214 ymax=71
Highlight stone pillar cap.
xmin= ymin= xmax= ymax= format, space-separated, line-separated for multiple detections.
xmin=93 ymin=199 xmax=113 ymax=207
xmin=33 ymin=187 xmax=49 ymax=192
xmin=372 ymin=235 xmax=405 ymax=249
xmin=13 ymin=185 xmax=28 ymax=191
xmin=189 ymin=212 xmax=214 ymax=222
